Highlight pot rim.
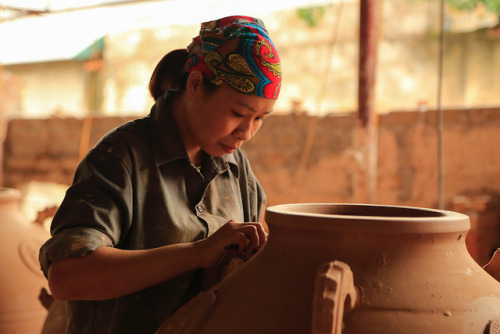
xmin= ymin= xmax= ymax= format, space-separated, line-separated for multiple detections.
xmin=265 ymin=203 xmax=470 ymax=234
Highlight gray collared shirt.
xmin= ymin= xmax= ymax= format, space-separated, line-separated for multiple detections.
xmin=39 ymin=91 xmax=266 ymax=334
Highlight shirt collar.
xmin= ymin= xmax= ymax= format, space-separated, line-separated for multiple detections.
xmin=150 ymin=90 xmax=239 ymax=177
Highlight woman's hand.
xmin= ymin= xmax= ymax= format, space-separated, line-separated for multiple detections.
xmin=196 ymin=220 xmax=267 ymax=268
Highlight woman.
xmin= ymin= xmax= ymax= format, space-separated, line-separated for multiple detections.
xmin=39 ymin=15 xmax=281 ymax=333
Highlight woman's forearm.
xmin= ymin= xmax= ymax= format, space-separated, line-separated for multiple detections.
xmin=47 ymin=220 xmax=266 ymax=301
xmin=48 ymin=242 xmax=203 ymax=301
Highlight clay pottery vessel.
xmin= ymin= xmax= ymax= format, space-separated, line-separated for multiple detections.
xmin=158 ymin=203 xmax=500 ymax=334
xmin=0 ymin=188 xmax=50 ymax=333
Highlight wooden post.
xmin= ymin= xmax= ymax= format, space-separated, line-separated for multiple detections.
xmin=358 ymin=0 xmax=380 ymax=203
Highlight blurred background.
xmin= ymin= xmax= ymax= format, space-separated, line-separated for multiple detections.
xmin=0 ymin=0 xmax=499 ymax=262
xmin=0 ymin=1 xmax=499 ymax=332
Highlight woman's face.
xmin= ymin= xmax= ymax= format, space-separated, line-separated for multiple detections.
xmin=183 ymin=78 xmax=276 ymax=159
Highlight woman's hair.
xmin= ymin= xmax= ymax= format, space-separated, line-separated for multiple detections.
xmin=148 ymin=48 xmax=218 ymax=100
xmin=148 ymin=49 xmax=189 ymax=100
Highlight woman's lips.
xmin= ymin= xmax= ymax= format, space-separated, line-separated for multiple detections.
xmin=220 ymin=143 xmax=237 ymax=154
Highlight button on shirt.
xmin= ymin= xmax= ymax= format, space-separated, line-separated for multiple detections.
xmin=38 ymin=91 xmax=266 ymax=334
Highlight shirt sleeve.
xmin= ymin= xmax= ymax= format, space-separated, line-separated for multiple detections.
xmin=39 ymin=143 xmax=134 ymax=277
xmin=39 ymin=227 xmax=114 ymax=278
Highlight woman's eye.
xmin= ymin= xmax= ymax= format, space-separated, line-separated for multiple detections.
xmin=232 ymin=111 xmax=244 ymax=118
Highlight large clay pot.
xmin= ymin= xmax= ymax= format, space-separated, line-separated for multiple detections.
xmin=0 ymin=188 xmax=50 ymax=333
xmin=158 ymin=203 xmax=500 ymax=334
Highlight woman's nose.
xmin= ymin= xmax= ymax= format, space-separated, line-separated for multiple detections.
xmin=234 ymin=120 xmax=253 ymax=141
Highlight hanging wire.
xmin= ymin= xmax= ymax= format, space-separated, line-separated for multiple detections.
xmin=437 ymin=0 xmax=445 ymax=209
xmin=289 ymin=0 xmax=345 ymax=202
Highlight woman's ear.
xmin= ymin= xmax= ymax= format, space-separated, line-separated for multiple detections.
xmin=186 ymin=71 xmax=204 ymax=98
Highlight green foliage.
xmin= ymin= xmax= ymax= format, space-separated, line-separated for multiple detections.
xmin=446 ymin=0 xmax=500 ymax=14
xmin=447 ymin=0 xmax=481 ymax=11
xmin=296 ymin=6 xmax=328 ymax=27
xmin=483 ymin=0 xmax=500 ymax=13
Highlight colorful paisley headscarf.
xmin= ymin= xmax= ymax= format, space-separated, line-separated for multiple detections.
xmin=184 ymin=16 xmax=282 ymax=99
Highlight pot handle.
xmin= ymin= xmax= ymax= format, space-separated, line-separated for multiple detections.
xmin=312 ymin=261 xmax=358 ymax=334
xmin=488 ymin=319 xmax=500 ymax=334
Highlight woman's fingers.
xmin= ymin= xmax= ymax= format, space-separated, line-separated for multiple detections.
xmin=222 ymin=227 xmax=254 ymax=252
xmin=224 ymin=221 xmax=267 ymax=253
xmin=252 ymin=222 xmax=268 ymax=251
xmin=237 ymin=231 xmax=252 ymax=252
xmin=200 ymin=220 xmax=268 ymax=268
xmin=221 ymin=221 xmax=267 ymax=253
xmin=242 ymin=223 xmax=267 ymax=253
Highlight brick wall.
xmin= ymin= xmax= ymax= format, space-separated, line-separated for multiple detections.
xmin=4 ymin=108 xmax=500 ymax=208
xmin=3 ymin=117 xmax=135 ymax=186
xmin=3 ymin=107 xmax=500 ymax=264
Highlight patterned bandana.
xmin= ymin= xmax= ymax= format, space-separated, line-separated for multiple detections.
xmin=184 ymin=16 xmax=282 ymax=99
